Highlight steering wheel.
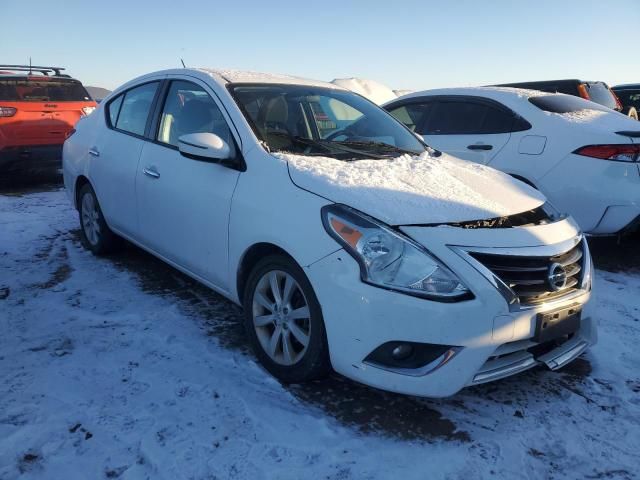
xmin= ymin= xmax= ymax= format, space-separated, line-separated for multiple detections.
xmin=325 ymin=128 xmax=352 ymax=141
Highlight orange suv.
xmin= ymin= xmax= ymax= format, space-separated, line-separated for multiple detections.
xmin=0 ymin=65 xmax=97 ymax=172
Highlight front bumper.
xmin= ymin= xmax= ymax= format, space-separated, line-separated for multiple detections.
xmin=306 ymin=219 xmax=595 ymax=398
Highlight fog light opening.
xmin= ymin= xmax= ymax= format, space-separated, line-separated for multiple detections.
xmin=364 ymin=341 xmax=458 ymax=373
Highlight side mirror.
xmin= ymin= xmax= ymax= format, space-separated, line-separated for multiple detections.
xmin=178 ymin=132 xmax=232 ymax=162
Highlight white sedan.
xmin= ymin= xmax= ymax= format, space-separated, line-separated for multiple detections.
xmin=63 ymin=69 xmax=595 ymax=397
xmin=385 ymin=88 xmax=640 ymax=235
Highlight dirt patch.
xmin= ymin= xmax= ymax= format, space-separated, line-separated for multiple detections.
xmin=18 ymin=451 xmax=41 ymax=474
xmin=290 ymin=375 xmax=469 ymax=442
xmin=32 ymin=241 xmax=73 ymax=290
xmin=588 ymin=233 xmax=640 ymax=274
xmin=0 ymin=286 xmax=10 ymax=299
xmin=0 ymin=171 xmax=62 ymax=196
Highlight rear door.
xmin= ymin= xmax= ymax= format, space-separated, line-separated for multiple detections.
xmin=90 ymin=80 xmax=161 ymax=236
xmin=419 ymin=97 xmax=514 ymax=164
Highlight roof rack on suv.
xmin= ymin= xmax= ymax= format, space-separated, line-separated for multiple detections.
xmin=0 ymin=65 xmax=69 ymax=77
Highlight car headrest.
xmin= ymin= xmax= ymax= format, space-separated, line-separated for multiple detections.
xmin=179 ymin=99 xmax=214 ymax=133
xmin=263 ymin=96 xmax=288 ymax=124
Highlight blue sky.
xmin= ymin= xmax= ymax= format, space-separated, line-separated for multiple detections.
xmin=2 ymin=0 xmax=638 ymax=91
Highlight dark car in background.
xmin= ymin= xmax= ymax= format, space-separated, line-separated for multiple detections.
xmin=495 ymin=79 xmax=637 ymax=120
xmin=612 ymin=84 xmax=640 ymax=121
xmin=0 ymin=65 xmax=97 ymax=173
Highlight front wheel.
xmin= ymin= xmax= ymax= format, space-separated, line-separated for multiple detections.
xmin=243 ymin=255 xmax=331 ymax=383
xmin=78 ymin=183 xmax=121 ymax=255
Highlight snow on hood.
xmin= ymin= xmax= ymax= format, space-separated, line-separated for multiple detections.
xmin=331 ymin=78 xmax=397 ymax=105
xmin=277 ymin=152 xmax=546 ymax=225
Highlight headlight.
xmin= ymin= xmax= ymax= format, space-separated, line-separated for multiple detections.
xmin=322 ymin=204 xmax=471 ymax=301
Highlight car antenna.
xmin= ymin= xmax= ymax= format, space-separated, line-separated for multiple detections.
xmin=29 ymin=56 xmax=32 ymax=75
xmin=180 ymin=58 xmax=186 ymax=68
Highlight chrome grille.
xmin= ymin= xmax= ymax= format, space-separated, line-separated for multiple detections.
xmin=470 ymin=241 xmax=584 ymax=306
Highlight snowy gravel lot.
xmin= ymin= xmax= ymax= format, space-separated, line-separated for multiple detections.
xmin=1 ymin=180 xmax=639 ymax=480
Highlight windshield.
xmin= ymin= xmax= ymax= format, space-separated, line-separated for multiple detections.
xmin=613 ymin=89 xmax=640 ymax=109
xmin=229 ymin=84 xmax=426 ymax=160
xmin=0 ymin=78 xmax=92 ymax=102
xmin=586 ymin=83 xmax=618 ymax=110
xmin=529 ymin=94 xmax=610 ymax=114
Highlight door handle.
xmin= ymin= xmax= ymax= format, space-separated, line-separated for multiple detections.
xmin=143 ymin=167 xmax=160 ymax=179
xmin=467 ymin=144 xmax=493 ymax=151
xmin=88 ymin=148 xmax=100 ymax=157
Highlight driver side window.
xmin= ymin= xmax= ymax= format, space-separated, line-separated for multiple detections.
xmin=156 ymin=80 xmax=236 ymax=157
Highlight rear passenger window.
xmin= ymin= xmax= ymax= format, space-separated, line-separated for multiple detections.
xmin=388 ymin=103 xmax=433 ymax=132
xmin=425 ymin=100 xmax=525 ymax=135
xmin=114 ymin=82 xmax=159 ymax=136
xmin=156 ymin=80 xmax=236 ymax=156
xmin=427 ymin=102 xmax=487 ymax=134
xmin=107 ymin=94 xmax=123 ymax=127
xmin=482 ymin=106 xmax=518 ymax=133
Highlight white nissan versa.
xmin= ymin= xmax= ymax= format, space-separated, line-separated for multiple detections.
xmin=63 ymin=69 xmax=596 ymax=397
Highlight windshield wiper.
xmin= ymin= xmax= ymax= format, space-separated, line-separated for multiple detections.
xmin=332 ymin=140 xmax=419 ymax=156
xmin=266 ymin=132 xmax=387 ymax=159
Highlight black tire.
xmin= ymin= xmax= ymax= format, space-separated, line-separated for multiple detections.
xmin=242 ymin=254 xmax=331 ymax=383
xmin=77 ymin=183 xmax=121 ymax=255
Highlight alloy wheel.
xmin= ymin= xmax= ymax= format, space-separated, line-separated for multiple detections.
xmin=81 ymin=192 xmax=101 ymax=246
xmin=252 ymin=270 xmax=311 ymax=366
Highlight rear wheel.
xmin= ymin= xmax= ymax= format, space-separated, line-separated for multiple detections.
xmin=243 ymin=255 xmax=331 ymax=383
xmin=78 ymin=184 xmax=120 ymax=255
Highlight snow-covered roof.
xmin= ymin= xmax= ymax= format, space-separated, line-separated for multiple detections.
xmin=385 ymin=86 xmax=547 ymax=105
xmin=195 ymin=68 xmax=343 ymax=89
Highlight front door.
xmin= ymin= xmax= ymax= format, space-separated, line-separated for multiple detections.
xmin=136 ymin=79 xmax=241 ymax=289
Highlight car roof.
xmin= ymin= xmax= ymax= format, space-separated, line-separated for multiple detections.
xmin=612 ymin=84 xmax=640 ymax=90
xmin=135 ymin=68 xmax=345 ymax=91
xmin=496 ymin=79 xmax=605 ymax=86
xmin=386 ymin=86 xmax=547 ymax=106
xmin=0 ymin=72 xmax=78 ymax=81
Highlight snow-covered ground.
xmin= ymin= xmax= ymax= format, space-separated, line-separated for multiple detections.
xmin=1 ymin=187 xmax=639 ymax=480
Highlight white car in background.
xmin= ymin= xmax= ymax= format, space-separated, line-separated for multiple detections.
xmin=63 ymin=68 xmax=595 ymax=397
xmin=385 ymin=88 xmax=640 ymax=235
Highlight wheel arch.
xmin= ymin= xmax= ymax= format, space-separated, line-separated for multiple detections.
xmin=74 ymin=175 xmax=91 ymax=209
xmin=236 ymin=242 xmax=297 ymax=303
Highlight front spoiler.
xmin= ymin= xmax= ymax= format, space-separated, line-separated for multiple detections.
xmin=470 ymin=333 xmax=592 ymax=385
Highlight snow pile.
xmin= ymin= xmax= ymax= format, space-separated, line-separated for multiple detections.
xmin=393 ymin=89 xmax=414 ymax=98
xmin=481 ymin=86 xmax=548 ymax=98
xmin=331 ymin=78 xmax=398 ymax=105
xmin=277 ymin=151 xmax=545 ymax=225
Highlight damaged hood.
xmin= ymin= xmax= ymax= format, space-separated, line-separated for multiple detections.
xmin=278 ymin=152 xmax=546 ymax=225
